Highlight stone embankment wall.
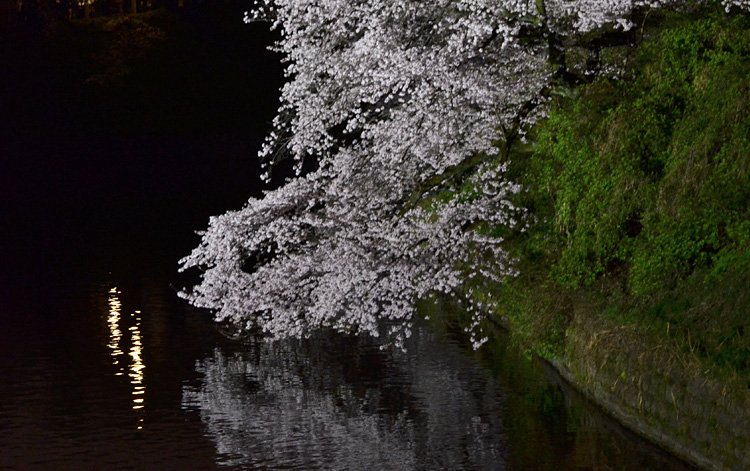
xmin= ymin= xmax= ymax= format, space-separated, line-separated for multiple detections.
xmin=550 ymin=314 xmax=750 ymax=471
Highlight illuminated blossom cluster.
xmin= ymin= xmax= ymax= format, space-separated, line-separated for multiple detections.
xmin=180 ymin=0 xmax=748 ymax=348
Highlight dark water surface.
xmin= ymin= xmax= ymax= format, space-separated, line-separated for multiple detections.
xmin=0 ymin=141 xmax=698 ymax=471
xmin=0 ymin=7 xmax=699 ymax=467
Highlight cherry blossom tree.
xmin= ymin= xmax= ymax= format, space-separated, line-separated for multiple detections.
xmin=179 ymin=0 xmax=749 ymax=349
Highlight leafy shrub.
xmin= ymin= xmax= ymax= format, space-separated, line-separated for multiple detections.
xmin=528 ymin=10 xmax=750 ymax=298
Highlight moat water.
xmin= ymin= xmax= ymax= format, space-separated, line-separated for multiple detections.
xmin=0 ymin=134 xmax=697 ymax=470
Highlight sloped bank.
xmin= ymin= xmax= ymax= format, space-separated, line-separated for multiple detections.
xmin=549 ymin=313 xmax=750 ymax=471
xmin=467 ymin=6 xmax=750 ymax=471
xmin=447 ymin=298 xmax=750 ymax=470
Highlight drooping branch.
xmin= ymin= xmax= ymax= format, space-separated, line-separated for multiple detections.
xmin=182 ymin=0 xmax=749 ymax=349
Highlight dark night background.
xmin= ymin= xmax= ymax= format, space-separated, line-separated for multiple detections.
xmin=0 ymin=4 xmax=729 ymax=470
xmin=1 ymin=0 xmax=283 ymax=288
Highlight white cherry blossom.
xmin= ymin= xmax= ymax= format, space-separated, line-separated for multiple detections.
xmin=181 ymin=0 xmax=748 ymax=348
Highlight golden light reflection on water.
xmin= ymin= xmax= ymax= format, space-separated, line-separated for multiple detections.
xmin=107 ymin=287 xmax=146 ymax=429
xmin=107 ymin=288 xmax=124 ymax=364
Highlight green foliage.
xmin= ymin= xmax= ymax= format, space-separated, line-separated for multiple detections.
xmin=529 ymin=10 xmax=750 ymax=296
xmin=489 ymin=7 xmax=750 ymax=378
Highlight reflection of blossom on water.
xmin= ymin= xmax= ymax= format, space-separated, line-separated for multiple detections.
xmin=182 ymin=330 xmax=507 ymax=470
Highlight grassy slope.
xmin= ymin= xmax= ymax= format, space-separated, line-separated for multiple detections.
xmin=489 ymin=5 xmax=750 ymax=382
xmin=469 ymin=6 xmax=750 ymax=469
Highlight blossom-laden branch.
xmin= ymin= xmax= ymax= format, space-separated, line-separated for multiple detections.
xmin=181 ymin=0 xmax=748 ymax=349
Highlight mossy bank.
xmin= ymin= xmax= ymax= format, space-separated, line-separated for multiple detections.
xmin=463 ymin=5 xmax=750 ymax=471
